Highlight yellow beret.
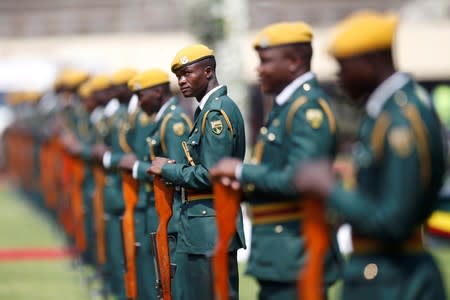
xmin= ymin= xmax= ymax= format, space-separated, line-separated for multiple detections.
xmin=111 ymin=68 xmax=139 ymax=86
xmin=253 ymin=22 xmax=313 ymax=49
xmin=63 ymin=70 xmax=89 ymax=89
xmin=90 ymin=75 xmax=111 ymax=92
xmin=171 ymin=44 xmax=214 ymax=72
xmin=329 ymin=10 xmax=399 ymax=58
xmin=78 ymin=82 xmax=92 ymax=99
xmin=128 ymin=69 xmax=170 ymax=92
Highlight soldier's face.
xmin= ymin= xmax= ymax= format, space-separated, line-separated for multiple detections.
xmin=174 ymin=64 xmax=209 ymax=99
xmin=256 ymin=47 xmax=294 ymax=95
xmin=137 ymin=88 xmax=161 ymax=115
xmin=336 ymin=56 xmax=375 ymax=105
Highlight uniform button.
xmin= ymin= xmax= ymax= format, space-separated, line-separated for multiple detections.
xmin=170 ymin=105 xmax=176 ymax=110
xmin=267 ymin=133 xmax=276 ymax=141
xmin=245 ymin=183 xmax=255 ymax=192
xmin=272 ymin=119 xmax=280 ymax=127
xmin=215 ymin=97 xmax=219 ymax=101
xmin=260 ymin=127 xmax=268 ymax=135
xmin=192 ymin=141 xmax=196 ymax=145
xmin=303 ymin=83 xmax=311 ymax=91
xmin=194 ymin=128 xmax=198 ymax=132
xmin=146 ymin=137 xmax=152 ymax=143
xmin=202 ymin=210 xmax=207 ymax=215
xmin=363 ymin=263 xmax=378 ymax=280
xmin=151 ymin=140 xmax=157 ymax=145
xmin=274 ymin=225 xmax=283 ymax=233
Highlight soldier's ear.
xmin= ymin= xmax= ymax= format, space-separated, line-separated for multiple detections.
xmin=204 ymin=66 xmax=213 ymax=80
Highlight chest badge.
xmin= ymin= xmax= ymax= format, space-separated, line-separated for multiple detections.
xmin=173 ymin=122 xmax=185 ymax=136
xmin=211 ymin=120 xmax=223 ymax=135
xmin=306 ymin=109 xmax=324 ymax=129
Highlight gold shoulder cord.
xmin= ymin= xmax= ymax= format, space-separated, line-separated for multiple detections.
xmin=318 ymin=99 xmax=337 ymax=134
xmin=160 ymin=113 xmax=173 ymax=155
xmin=180 ymin=112 xmax=194 ymax=131
xmin=146 ymin=137 xmax=156 ymax=161
xmin=181 ymin=141 xmax=196 ymax=166
xmin=201 ymin=111 xmax=211 ymax=135
xmin=118 ymin=122 xmax=133 ymax=153
xmin=286 ymin=96 xmax=308 ymax=133
xmin=250 ymin=140 xmax=264 ymax=164
xmin=370 ymin=111 xmax=391 ymax=161
xmin=402 ymin=104 xmax=431 ymax=187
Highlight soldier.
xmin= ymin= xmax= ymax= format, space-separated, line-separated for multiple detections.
xmin=209 ymin=22 xmax=342 ymax=299
xmin=294 ymin=11 xmax=447 ymax=300
xmin=118 ymin=68 xmax=192 ymax=299
xmin=148 ymin=44 xmax=246 ymax=299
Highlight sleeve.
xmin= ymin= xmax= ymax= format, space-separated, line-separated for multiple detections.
xmin=241 ymin=102 xmax=335 ymax=196
xmin=328 ymin=122 xmax=423 ymax=240
xmin=136 ymin=160 xmax=153 ymax=181
xmin=162 ymin=110 xmax=235 ymax=190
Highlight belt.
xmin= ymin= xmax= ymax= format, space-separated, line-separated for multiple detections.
xmin=181 ymin=188 xmax=213 ymax=203
xmin=352 ymin=228 xmax=424 ymax=254
xmin=248 ymin=201 xmax=303 ymax=225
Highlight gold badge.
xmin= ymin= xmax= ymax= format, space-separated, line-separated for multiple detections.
xmin=388 ymin=127 xmax=413 ymax=157
xmin=210 ymin=120 xmax=223 ymax=135
xmin=306 ymin=109 xmax=323 ymax=129
xmin=173 ymin=122 xmax=185 ymax=136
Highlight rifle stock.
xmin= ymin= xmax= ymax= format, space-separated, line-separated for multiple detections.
xmin=93 ymin=165 xmax=107 ymax=265
xmin=298 ymin=197 xmax=329 ymax=300
xmin=121 ymin=172 xmax=139 ymax=299
xmin=153 ymin=176 xmax=175 ymax=300
xmin=212 ymin=180 xmax=241 ymax=300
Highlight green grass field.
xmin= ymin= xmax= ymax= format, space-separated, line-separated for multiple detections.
xmin=0 ymin=184 xmax=449 ymax=299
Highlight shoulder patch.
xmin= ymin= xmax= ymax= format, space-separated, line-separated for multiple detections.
xmin=173 ymin=122 xmax=185 ymax=136
xmin=388 ymin=127 xmax=413 ymax=157
xmin=305 ymin=109 xmax=323 ymax=129
xmin=210 ymin=119 xmax=223 ymax=135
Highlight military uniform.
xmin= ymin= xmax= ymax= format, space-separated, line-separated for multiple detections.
xmin=241 ymin=74 xmax=342 ymax=298
xmin=161 ymin=85 xmax=246 ymax=299
xmin=324 ymin=12 xmax=447 ymax=300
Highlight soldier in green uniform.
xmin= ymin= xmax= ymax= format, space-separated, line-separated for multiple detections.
xmin=92 ymin=68 xmax=138 ymax=300
xmin=210 ymin=22 xmax=342 ymax=299
xmin=294 ymin=11 xmax=447 ymax=300
xmin=119 ymin=69 xmax=192 ymax=299
xmin=148 ymin=44 xmax=246 ymax=300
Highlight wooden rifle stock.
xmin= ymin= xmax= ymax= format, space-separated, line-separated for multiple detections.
xmin=298 ymin=196 xmax=329 ymax=300
xmin=121 ymin=172 xmax=139 ymax=299
xmin=212 ymin=180 xmax=241 ymax=300
xmin=72 ymin=157 xmax=87 ymax=253
xmin=153 ymin=176 xmax=175 ymax=300
xmin=93 ymin=165 xmax=107 ymax=265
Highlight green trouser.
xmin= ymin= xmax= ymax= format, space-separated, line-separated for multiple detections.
xmin=176 ymin=251 xmax=239 ymax=300
xmin=105 ymin=213 xmax=126 ymax=300
xmin=341 ymin=252 xmax=446 ymax=300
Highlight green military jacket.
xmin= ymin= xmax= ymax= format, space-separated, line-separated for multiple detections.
xmin=240 ymin=74 xmax=342 ymax=283
xmin=329 ymin=73 xmax=447 ymax=299
xmin=133 ymin=97 xmax=192 ymax=233
xmin=103 ymin=102 xmax=129 ymax=214
xmin=161 ymin=86 xmax=246 ymax=254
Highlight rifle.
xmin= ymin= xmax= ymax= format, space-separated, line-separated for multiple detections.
xmin=121 ymin=171 xmax=139 ymax=300
xmin=93 ymin=165 xmax=107 ymax=265
xmin=298 ymin=196 xmax=329 ymax=300
xmin=72 ymin=157 xmax=87 ymax=253
xmin=212 ymin=179 xmax=242 ymax=300
xmin=152 ymin=176 xmax=175 ymax=300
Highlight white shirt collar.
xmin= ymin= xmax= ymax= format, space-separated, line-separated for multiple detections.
xmin=104 ymin=98 xmax=120 ymax=117
xmin=198 ymin=85 xmax=224 ymax=110
xmin=155 ymin=97 xmax=174 ymax=122
xmin=90 ymin=106 xmax=104 ymax=124
xmin=275 ymin=71 xmax=315 ymax=106
xmin=366 ymin=72 xmax=410 ymax=118
xmin=127 ymin=94 xmax=139 ymax=114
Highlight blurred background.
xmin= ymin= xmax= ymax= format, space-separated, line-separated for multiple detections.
xmin=0 ymin=1 xmax=449 ymax=299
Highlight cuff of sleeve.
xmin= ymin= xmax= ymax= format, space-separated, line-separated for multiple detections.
xmin=132 ymin=161 xmax=139 ymax=179
xmin=102 ymin=151 xmax=111 ymax=169
xmin=235 ymin=163 xmax=243 ymax=180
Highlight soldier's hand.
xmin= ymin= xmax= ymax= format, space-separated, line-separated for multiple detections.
xmin=293 ymin=159 xmax=334 ymax=199
xmin=147 ymin=157 xmax=174 ymax=176
xmin=118 ymin=153 xmax=137 ymax=171
xmin=92 ymin=143 xmax=109 ymax=162
xmin=209 ymin=158 xmax=242 ymax=180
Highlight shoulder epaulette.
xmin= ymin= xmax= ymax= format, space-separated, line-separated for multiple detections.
xmin=371 ymin=111 xmax=391 ymax=161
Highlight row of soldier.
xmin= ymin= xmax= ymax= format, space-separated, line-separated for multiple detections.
xmin=3 ymin=10 xmax=449 ymax=300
